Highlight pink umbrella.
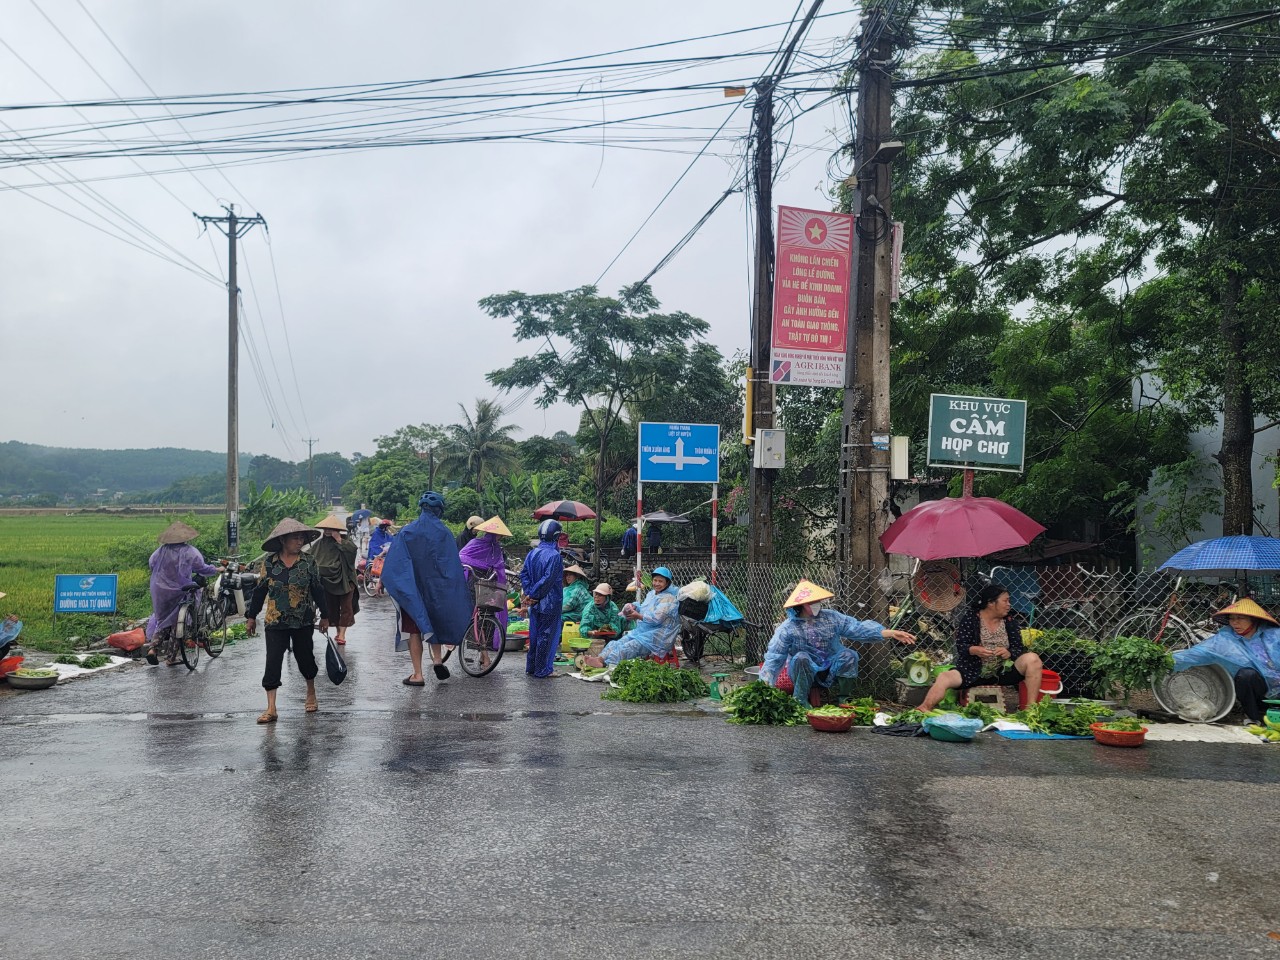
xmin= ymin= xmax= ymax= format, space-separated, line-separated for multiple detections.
xmin=880 ymin=495 xmax=1045 ymax=561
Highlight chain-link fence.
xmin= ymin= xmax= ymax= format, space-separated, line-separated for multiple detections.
xmin=660 ymin=558 xmax=1273 ymax=705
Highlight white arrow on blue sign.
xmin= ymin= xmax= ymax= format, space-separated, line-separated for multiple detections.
xmin=637 ymin=422 xmax=720 ymax=483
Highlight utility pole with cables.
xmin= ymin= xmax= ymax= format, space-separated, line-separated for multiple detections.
xmin=303 ymin=437 xmax=319 ymax=496
xmin=837 ymin=7 xmax=900 ymax=578
xmin=195 ymin=204 xmax=266 ymax=556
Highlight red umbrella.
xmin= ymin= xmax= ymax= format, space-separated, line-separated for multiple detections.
xmin=532 ymin=500 xmax=597 ymax=521
xmin=880 ymin=495 xmax=1045 ymax=561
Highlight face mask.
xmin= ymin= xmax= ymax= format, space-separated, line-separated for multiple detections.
xmin=805 ymin=602 xmax=823 ymax=616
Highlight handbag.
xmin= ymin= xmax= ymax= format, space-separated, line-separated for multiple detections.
xmin=325 ymin=633 xmax=348 ymax=685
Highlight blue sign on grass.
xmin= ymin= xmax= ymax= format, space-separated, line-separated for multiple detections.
xmin=54 ymin=574 xmax=118 ymax=614
xmin=637 ymin=422 xmax=720 ymax=484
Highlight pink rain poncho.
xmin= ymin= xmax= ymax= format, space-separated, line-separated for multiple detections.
xmin=145 ymin=543 xmax=219 ymax=640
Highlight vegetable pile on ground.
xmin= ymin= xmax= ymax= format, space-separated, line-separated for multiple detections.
xmin=722 ymin=680 xmax=808 ymax=725
xmin=1246 ymin=716 xmax=1280 ymax=742
xmin=54 ymin=653 xmax=112 ymax=668
xmin=1011 ymin=698 xmax=1115 ymax=736
xmin=601 ymin=659 xmax=708 ymax=703
xmin=834 ymin=697 xmax=879 ymax=725
xmin=1097 ymin=717 xmax=1144 ymax=732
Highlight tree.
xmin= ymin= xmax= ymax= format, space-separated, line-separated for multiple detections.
xmin=882 ymin=1 xmax=1274 ymax=538
xmin=345 ymin=453 xmax=430 ymax=519
xmin=484 ymin=284 xmax=711 ymax=565
xmin=438 ymin=398 xmax=520 ymax=504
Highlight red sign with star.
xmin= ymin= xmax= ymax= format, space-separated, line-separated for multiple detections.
xmin=769 ymin=205 xmax=853 ymax=387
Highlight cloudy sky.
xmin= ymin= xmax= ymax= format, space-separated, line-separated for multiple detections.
xmin=0 ymin=1 xmax=858 ymax=461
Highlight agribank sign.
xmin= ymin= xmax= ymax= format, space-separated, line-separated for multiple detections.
xmin=927 ymin=393 xmax=1027 ymax=473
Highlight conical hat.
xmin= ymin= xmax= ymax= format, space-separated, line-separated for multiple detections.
xmin=261 ymin=517 xmax=320 ymax=553
xmin=1213 ymin=596 xmax=1279 ymax=627
xmin=314 ymin=515 xmax=347 ymax=532
xmin=564 ymin=564 xmax=587 ymax=579
xmin=475 ymin=516 xmax=512 ymax=537
xmin=784 ymin=579 xmax=835 ymax=608
xmin=157 ymin=521 xmax=200 ymax=545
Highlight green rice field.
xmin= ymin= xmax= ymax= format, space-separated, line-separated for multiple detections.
xmin=0 ymin=513 xmax=226 ymax=651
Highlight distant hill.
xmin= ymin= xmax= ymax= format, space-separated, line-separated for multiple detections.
xmin=0 ymin=442 xmax=248 ymax=499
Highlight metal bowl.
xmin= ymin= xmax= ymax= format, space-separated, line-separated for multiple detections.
xmin=6 ymin=672 xmax=58 ymax=690
xmin=1152 ymin=664 xmax=1235 ymax=723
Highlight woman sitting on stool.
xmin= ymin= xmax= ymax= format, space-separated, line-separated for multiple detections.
xmin=920 ymin=583 xmax=1043 ymax=711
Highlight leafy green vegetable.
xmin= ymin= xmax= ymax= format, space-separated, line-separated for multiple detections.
xmin=887 ymin=708 xmax=947 ymax=724
xmin=80 ymin=654 xmax=112 ymax=669
xmin=835 ymin=696 xmax=880 ymax=725
xmin=722 ymin=681 xmax=808 ymax=725
xmin=1091 ymin=635 xmax=1174 ymax=703
xmin=1022 ymin=629 xmax=1099 ymax=656
xmin=958 ymin=701 xmax=1001 ymax=725
xmin=54 ymin=654 xmax=83 ymax=665
xmin=1098 ymin=717 xmax=1145 ymax=732
xmin=1011 ymin=698 xmax=1115 ymax=736
xmin=601 ymin=659 xmax=708 ymax=703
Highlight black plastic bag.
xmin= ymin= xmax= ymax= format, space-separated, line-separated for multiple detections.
xmin=325 ymin=633 xmax=347 ymax=685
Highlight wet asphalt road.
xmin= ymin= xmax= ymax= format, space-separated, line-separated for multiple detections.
xmin=3 ymin=596 xmax=1280 ymax=960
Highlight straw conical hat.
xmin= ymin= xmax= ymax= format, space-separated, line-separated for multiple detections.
xmin=784 ymin=579 xmax=835 ymax=609
xmin=564 ymin=564 xmax=587 ymax=579
xmin=314 ymin=515 xmax=347 ymax=532
xmin=261 ymin=517 xmax=320 ymax=553
xmin=157 ymin=521 xmax=200 ymax=545
xmin=1213 ymin=597 xmax=1279 ymax=627
xmin=475 ymin=516 xmax=512 ymax=537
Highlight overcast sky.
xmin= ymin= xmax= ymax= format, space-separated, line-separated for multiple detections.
xmin=0 ymin=1 xmax=857 ymax=461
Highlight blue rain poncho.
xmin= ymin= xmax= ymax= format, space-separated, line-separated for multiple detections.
xmin=704 ymin=584 xmax=745 ymax=625
xmin=1173 ymin=624 xmax=1280 ymax=697
xmin=380 ymin=511 xmax=471 ymax=647
xmin=367 ymin=525 xmax=394 ymax=562
xmin=520 ymin=539 xmax=564 ymax=677
xmin=601 ymin=584 xmax=680 ymax=665
xmin=760 ymin=608 xmax=886 ymax=700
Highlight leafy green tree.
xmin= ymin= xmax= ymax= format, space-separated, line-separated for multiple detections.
xmin=346 ymin=453 xmax=430 ymax=519
xmin=439 ymin=398 xmax=520 ymax=497
xmin=484 ymin=284 xmax=711 ymax=560
xmin=880 ymin=0 xmax=1274 ymax=539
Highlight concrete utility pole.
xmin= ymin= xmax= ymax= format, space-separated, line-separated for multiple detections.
xmin=195 ymin=204 xmax=266 ymax=556
xmin=304 ymin=437 xmax=319 ymax=496
xmin=746 ymin=0 xmax=826 ymax=567
xmin=837 ymin=7 xmax=899 ymax=576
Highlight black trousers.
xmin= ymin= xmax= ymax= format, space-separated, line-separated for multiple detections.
xmin=1235 ymin=667 xmax=1268 ymax=723
xmin=262 ymin=626 xmax=318 ymax=690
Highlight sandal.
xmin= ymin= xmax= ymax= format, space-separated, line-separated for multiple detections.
xmin=143 ymin=646 xmax=159 ymax=666
xmin=256 ymin=711 xmax=277 ymax=724
xmin=304 ymin=697 xmax=318 ymax=713
xmin=432 ymin=663 xmax=450 ymax=681
xmin=402 ymin=676 xmax=425 ymax=686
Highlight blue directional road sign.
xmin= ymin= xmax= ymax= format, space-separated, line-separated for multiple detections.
xmin=637 ymin=422 xmax=720 ymax=484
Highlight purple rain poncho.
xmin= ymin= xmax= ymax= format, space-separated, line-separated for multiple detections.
xmin=145 ymin=543 xmax=219 ymax=640
xmin=459 ymin=532 xmax=509 ymax=650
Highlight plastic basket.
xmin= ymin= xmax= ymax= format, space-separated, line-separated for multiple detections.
xmin=1090 ymin=722 xmax=1147 ymax=748
xmin=473 ymin=580 xmax=507 ymax=611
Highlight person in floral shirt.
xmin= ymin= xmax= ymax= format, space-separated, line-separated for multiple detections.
xmin=246 ymin=518 xmax=328 ymax=724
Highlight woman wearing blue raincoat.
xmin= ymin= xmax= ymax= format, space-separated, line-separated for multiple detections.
xmin=367 ymin=518 xmax=395 ymax=564
xmin=520 ymin=519 xmax=564 ymax=678
xmin=761 ymin=579 xmax=916 ymax=707
xmin=381 ymin=491 xmax=471 ymax=686
xmin=1173 ymin=597 xmax=1280 ymax=725
xmin=588 ymin=567 xmax=681 ymax=667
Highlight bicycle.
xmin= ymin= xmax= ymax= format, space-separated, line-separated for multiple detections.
xmin=988 ymin=563 xmax=1104 ymax=639
xmin=201 ymin=559 xmax=259 ymax=659
xmin=148 ymin=576 xmax=208 ymax=670
xmin=885 ymin=561 xmax=964 ymax=655
xmin=1111 ymin=576 xmax=1235 ymax=650
xmin=456 ymin=565 xmax=509 ymax=677
xmin=358 ymin=553 xmax=386 ymax=599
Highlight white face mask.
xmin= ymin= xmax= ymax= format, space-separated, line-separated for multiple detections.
xmin=805 ymin=602 xmax=823 ymax=616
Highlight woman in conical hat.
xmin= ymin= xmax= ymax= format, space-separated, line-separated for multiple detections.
xmin=458 ymin=516 xmax=513 ymax=667
xmin=1172 ymin=596 xmax=1280 ymax=725
xmin=311 ymin=515 xmax=358 ymax=646
xmin=759 ymin=579 xmax=916 ymax=708
xmin=143 ymin=520 xmax=221 ymax=666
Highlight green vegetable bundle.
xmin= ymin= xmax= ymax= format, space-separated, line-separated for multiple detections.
xmin=1011 ymin=698 xmax=1114 ymax=736
xmin=722 ymin=680 xmax=808 ymax=725
xmin=835 ymin=696 xmax=880 ymax=726
xmin=1246 ymin=716 xmax=1280 ymax=742
xmin=13 ymin=668 xmax=58 ymax=678
xmin=1091 ymin=635 xmax=1174 ymax=702
xmin=601 ymin=659 xmax=709 ymax=703
xmin=1098 ymin=717 xmax=1145 ymax=732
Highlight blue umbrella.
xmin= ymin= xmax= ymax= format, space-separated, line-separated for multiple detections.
xmin=350 ymin=508 xmax=373 ymax=523
xmin=1158 ymin=536 xmax=1280 ymax=578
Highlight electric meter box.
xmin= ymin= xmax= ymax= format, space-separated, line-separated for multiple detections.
xmin=753 ymin=429 xmax=786 ymax=469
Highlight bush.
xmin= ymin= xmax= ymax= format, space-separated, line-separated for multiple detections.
xmin=443 ymin=487 xmax=481 ymax=523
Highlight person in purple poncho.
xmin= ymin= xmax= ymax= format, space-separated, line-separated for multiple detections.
xmin=144 ymin=521 xmax=220 ymax=665
xmin=458 ymin=515 xmax=513 ymax=668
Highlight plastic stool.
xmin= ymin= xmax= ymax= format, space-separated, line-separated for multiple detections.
xmin=960 ymin=685 xmax=1005 ymax=710
xmin=1018 ymin=668 xmax=1062 ymax=709
xmin=649 ymin=650 xmax=681 ymax=667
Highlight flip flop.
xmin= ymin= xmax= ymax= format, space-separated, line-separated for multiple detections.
xmin=335 ymin=638 xmax=346 ymax=645
xmin=143 ymin=647 xmax=159 ymax=666
xmin=256 ymin=711 xmax=277 ymax=724
xmin=402 ymin=676 xmax=425 ymax=686
xmin=432 ymin=663 xmax=450 ymax=681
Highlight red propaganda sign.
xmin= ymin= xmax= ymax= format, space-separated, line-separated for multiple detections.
xmin=769 ymin=205 xmax=853 ymax=387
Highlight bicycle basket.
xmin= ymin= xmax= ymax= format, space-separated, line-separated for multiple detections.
xmin=473 ymin=580 xmax=508 ymax=611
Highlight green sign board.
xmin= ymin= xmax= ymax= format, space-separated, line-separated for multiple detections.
xmin=927 ymin=393 xmax=1027 ymax=473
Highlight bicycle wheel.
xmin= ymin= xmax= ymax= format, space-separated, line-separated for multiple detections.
xmin=1113 ymin=610 xmax=1195 ymax=650
xmin=203 ymin=596 xmax=228 ymax=658
xmin=680 ymin=624 xmax=705 ymax=663
xmin=177 ymin=603 xmax=201 ymax=670
xmin=363 ymin=575 xmax=379 ymax=600
xmin=1036 ymin=607 xmax=1100 ymax=641
xmin=458 ymin=613 xmax=504 ymax=677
